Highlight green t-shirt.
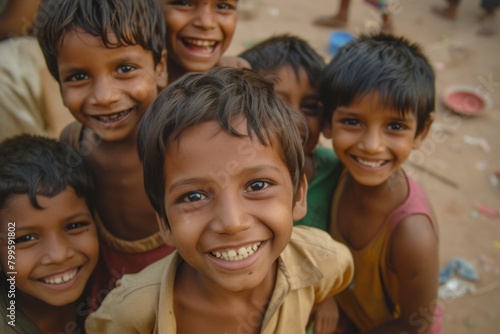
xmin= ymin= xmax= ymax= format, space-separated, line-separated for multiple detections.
xmin=294 ymin=146 xmax=342 ymax=231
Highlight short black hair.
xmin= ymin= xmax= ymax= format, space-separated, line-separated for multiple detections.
xmin=138 ymin=67 xmax=306 ymax=228
xmin=35 ymin=0 xmax=166 ymax=81
xmin=239 ymin=34 xmax=325 ymax=89
xmin=320 ymin=33 xmax=435 ymax=135
xmin=0 ymin=135 xmax=95 ymax=212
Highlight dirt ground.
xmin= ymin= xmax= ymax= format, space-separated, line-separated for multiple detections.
xmin=228 ymin=1 xmax=500 ymax=333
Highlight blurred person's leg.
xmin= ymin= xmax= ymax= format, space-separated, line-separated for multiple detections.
xmin=432 ymin=0 xmax=460 ymax=20
xmin=477 ymin=0 xmax=498 ymax=35
xmin=314 ymin=0 xmax=350 ymax=27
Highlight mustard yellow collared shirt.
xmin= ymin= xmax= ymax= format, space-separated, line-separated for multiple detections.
xmin=85 ymin=226 xmax=354 ymax=334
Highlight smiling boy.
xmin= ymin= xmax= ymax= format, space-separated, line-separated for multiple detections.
xmin=0 ymin=135 xmax=99 ymax=333
xmin=157 ymin=0 xmax=243 ymax=84
xmin=86 ymin=67 xmax=353 ymax=333
xmin=34 ymin=0 xmax=173 ymax=306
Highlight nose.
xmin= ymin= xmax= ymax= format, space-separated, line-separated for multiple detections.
xmin=211 ymin=189 xmax=251 ymax=235
xmin=90 ymin=76 xmax=120 ymax=106
xmin=193 ymin=4 xmax=216 ymax=30
xmin=40 ymin=233 xmax=75 ymax=265
xmin=358 ymin=127 xmax=384 ymax=154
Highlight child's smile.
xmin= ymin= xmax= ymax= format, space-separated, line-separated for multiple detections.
xmin=39 ymin=268 xmax=79 ymax=286
xmin=181 ymin=37 xmax=219 ymax=55
xmin=211 ymin=241 xmax=262 ymax=261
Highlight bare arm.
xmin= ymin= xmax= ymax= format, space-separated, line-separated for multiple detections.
xmin=362 ymin=215 xmax=439 ymax=334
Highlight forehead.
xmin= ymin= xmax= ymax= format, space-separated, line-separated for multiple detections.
xmin=0 ymin=189 xmax=90 ymax=230
xmin=344 ymin=91 xmax=416 ymax=118
xmin=272 ymin=65 xmax=317 ymax=96
xmin=164 ymin=121 xmax=287 ymax=182
xmin=57 ymin=27 xmax=149 ymax=57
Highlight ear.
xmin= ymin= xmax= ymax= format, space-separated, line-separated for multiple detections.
xmin=413 ymin=112 xmax=435 ymax=149
xmin=156 ymin=212 xmax=175 ymax=247
xmin=292 ymin=173 xmax=308 ymax=221
xmin=155 ymin=50 xmax=168 ymax=89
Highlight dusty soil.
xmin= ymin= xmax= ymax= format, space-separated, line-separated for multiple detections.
xmin=229 ymin=1 xmax=500 ymax=333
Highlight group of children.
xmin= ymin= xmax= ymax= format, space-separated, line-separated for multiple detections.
xmin=0 ymin=0 xmax=441 ymax=333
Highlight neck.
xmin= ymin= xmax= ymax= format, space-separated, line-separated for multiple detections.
xmin=167 ymin=57 xmax=187 ymax=86
xmin=178 ymin=260 xmax=276 ymax=307
xmin=83 ymin=126 xmax=139 ymax=151
xmin=346 ymin=168 xmax=408 ymax=208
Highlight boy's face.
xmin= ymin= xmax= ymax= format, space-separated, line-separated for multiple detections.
xmin=0 ymin=188 xmax=98 ymax=307
xmin=323 ymin=92 xmax=430 ymax=186
xmin=159 ymin=0 xmax=238 ymax=74
xmin=159 ymin=120 xmax=306 ymax=292
xmin=272 ymin=65 xmax=322 ymax=156
xmin=57 ymin=28 xmax=167 ymax=142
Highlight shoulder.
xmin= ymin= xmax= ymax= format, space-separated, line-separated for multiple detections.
xmin=86 ymin=256 xmax=174 ymax=332
xmin=391 ymin=214 xmax=438 ymax=260
xmin=60 ymin=121 xmax=84 ymax=146
xmin=287 ymin=226 xmax=354 ymax=292
xmin=290 ymin=226 xmax=353 ymax=270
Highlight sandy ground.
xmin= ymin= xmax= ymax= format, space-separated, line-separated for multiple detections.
xmin=229 ymin=1 xmax=500 ymax=333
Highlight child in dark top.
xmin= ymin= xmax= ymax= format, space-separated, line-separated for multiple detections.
xmin=157 ymin=0 xmax=249 ymax=84
xmin=318 ymin=33 xmax=441 ymax=334
xmin=239 ymin=34 xmax=342 ymax=233
xmin=35 ymin=0 xmax=172 ymax=308
xmin=0 ymin=135 xmax=99 ymax=333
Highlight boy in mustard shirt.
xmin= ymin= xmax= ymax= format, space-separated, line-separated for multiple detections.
xmin=86 ymin=67 xmax=354 ymax=333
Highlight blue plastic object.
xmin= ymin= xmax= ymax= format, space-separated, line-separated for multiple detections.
xmin=328 ymin=31 xmax=355 ymax=56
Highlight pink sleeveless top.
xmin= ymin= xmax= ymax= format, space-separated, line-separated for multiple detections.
xmin=331 ymin=170 xmax=442 ymax=333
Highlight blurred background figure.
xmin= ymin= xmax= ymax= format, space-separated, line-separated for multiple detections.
xmin=314 ymin=0 xmax=395 ymax=34
xmin=0 ymin=0 xmax=74 ymax=141
xmin=432 ymin=0 xmax=498 ymax=36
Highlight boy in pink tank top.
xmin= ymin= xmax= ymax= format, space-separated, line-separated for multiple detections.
xmin=314 ymin=33 xmax=442 ymax=334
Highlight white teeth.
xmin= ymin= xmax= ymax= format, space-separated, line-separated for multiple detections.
xmin=42 ymin=269 xmax=78 ymax=285
xmin=184 ymin=38 xmax=216 ymax=47
xmin=212 ymin=242 xmax=262 ymax=261
xmin=356 ymin=157 xmax=385 ymax=168
xmin=96 ymin=109 xmax=131 ymax=123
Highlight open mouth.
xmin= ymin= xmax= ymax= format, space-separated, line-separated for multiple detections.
xmin=211 ymin=242 xmax=262 ymax=261
xmin=40 ymin=268 xmax=79 ymax=285
xmin=182 ymin=38 xmax=218 ymax=54
xmin=355 ymin=156 xmax=387 ymax=168
xmin=93 ymin=108 xmax=132 ymax=124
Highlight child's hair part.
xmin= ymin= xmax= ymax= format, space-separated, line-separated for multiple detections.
xmin=320 ymin=33 xmax=435 ymax=135
xmin=0 ymin=135 xmax=95 ymax=213
xmin=35 ymin=0 xmax=166 ymax=81
xmin=239 ymin=34 xmax=325 ymax=90
xmin=138 ymin=67 xmax=306 ymax=227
